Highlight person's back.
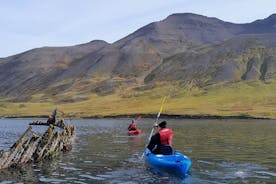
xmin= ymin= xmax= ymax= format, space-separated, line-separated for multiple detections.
xmin=128 ymin=119 xmax=137 ymax=131
xmin=159 ymin=127 xmax=173 ymax=145
xmin=147 ymin=121 xmax=173 ymax=155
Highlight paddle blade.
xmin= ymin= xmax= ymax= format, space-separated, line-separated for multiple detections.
xmin=136 ymin=115 xmax=142 ymax=121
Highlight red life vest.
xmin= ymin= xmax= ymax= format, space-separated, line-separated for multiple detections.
xmin=128 ymin=123 xmax=137 ymax=130
xmin=158 ymin=128 xmax=173 ymax=145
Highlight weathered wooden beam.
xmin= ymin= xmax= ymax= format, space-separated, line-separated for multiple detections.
xmin=10 ymin=126 xmax=32 ymax=150
xmin=29 ymin=119 xmax=66 ymax=128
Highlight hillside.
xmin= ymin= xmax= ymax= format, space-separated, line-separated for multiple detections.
xmin=145 ymin=34 xmax=276 ymax=85
xmin=0 ymin=13 xmax=276 ymax=118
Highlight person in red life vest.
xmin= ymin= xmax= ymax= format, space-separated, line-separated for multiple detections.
xmin=128 ymin=119 xmax=137 ymax=131
xmin=147 ymin=121 xmax=173 ymax=155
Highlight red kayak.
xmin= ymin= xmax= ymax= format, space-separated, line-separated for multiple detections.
xmin=128 ymin=129 xmax=142 ymax=136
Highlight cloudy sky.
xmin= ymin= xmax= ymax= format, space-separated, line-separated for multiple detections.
xmin=1 ymin=0 xmax=276 ymax=57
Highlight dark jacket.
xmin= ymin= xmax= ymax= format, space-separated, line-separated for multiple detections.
xmin=147 ymin=132 xmax=173 ymax=155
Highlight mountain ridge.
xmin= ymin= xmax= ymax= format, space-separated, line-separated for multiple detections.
xmin=1 ymin=13 xmax=276 ymax=118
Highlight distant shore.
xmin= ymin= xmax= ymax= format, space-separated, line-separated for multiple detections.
xmin=1 ymin=113 xmax=272 ymax=120
xmin=87 ymin=114 xmax=272 ymax=120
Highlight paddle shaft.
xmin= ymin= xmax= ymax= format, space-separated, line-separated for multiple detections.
xmin=147 ymin=112 xmax=160 ymax=141
xmin=141 ymin=97 xmax=167 ymax=159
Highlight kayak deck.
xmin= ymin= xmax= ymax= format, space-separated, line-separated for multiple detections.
xmin=144 ymin=148 xmax=191 ymax=176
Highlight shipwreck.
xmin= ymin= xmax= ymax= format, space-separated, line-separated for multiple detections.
xmin=0 ymin=109 xmax=76 ymax=169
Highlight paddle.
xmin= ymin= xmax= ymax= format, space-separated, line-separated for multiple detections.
xmin=135 ymin=115 xmax=142 ymax=123
xmin=140 ymin=96 xmax=167 ymax=159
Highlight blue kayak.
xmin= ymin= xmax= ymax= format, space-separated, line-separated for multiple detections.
xmin=144 ymin=148 xmax=192 ymax=176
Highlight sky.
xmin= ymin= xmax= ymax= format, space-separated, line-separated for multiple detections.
xmin=1 ymin=0 xmax=276 ymax=58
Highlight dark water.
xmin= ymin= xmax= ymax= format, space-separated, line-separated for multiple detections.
xmin=0 ymin=118 xmax=276 ymax=183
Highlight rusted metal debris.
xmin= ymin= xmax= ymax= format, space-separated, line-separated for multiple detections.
xmin=0 ymin=110 xmax=76 ymax=170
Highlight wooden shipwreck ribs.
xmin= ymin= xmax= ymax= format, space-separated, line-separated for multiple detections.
xmin=0 ymin=118 xmax=76 ymax=170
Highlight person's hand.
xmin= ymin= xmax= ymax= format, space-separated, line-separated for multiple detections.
xmin=153 ymin=123 xmax=158 ymax=127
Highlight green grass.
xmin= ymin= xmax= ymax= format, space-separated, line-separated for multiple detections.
xmin=1 ymin=80 xmax=276 ymax=119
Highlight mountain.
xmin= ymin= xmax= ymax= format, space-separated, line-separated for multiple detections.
xmin=1 ymin=13 xmax=276 ymax=118
xmin=245 ymin=14 xmax=276 ymax=33
xmin=145 ymin=34 xmax=276 ymax=86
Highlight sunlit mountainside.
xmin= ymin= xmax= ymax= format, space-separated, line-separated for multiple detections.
xmin=0 ymin=13 xmax=276 ymax=118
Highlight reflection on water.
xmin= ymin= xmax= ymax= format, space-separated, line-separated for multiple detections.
xmin=0 ymin=118 xmax=276 ymax=183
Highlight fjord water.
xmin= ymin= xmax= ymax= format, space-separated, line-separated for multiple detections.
xmin=0 ymin=118 xmax=276 ymax=183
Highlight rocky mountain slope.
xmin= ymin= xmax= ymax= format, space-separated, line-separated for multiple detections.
xmin=1 ymin=13 xmax=276 ymax=104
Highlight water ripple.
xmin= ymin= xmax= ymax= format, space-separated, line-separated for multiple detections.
xmin=79 ymin=174 xmax=105 ymax=181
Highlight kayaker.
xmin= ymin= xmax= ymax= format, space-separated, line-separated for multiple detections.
xmin=128 ymin=119 xmax=137 ymax=131
xmin=147 ymin=121 xmax=173 ymax=155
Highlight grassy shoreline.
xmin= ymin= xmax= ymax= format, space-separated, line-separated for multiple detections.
xmin=0 ymin=81 xmax=275 ymax=120
xmin=1 ymin=113 xmax=272 ymax=120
